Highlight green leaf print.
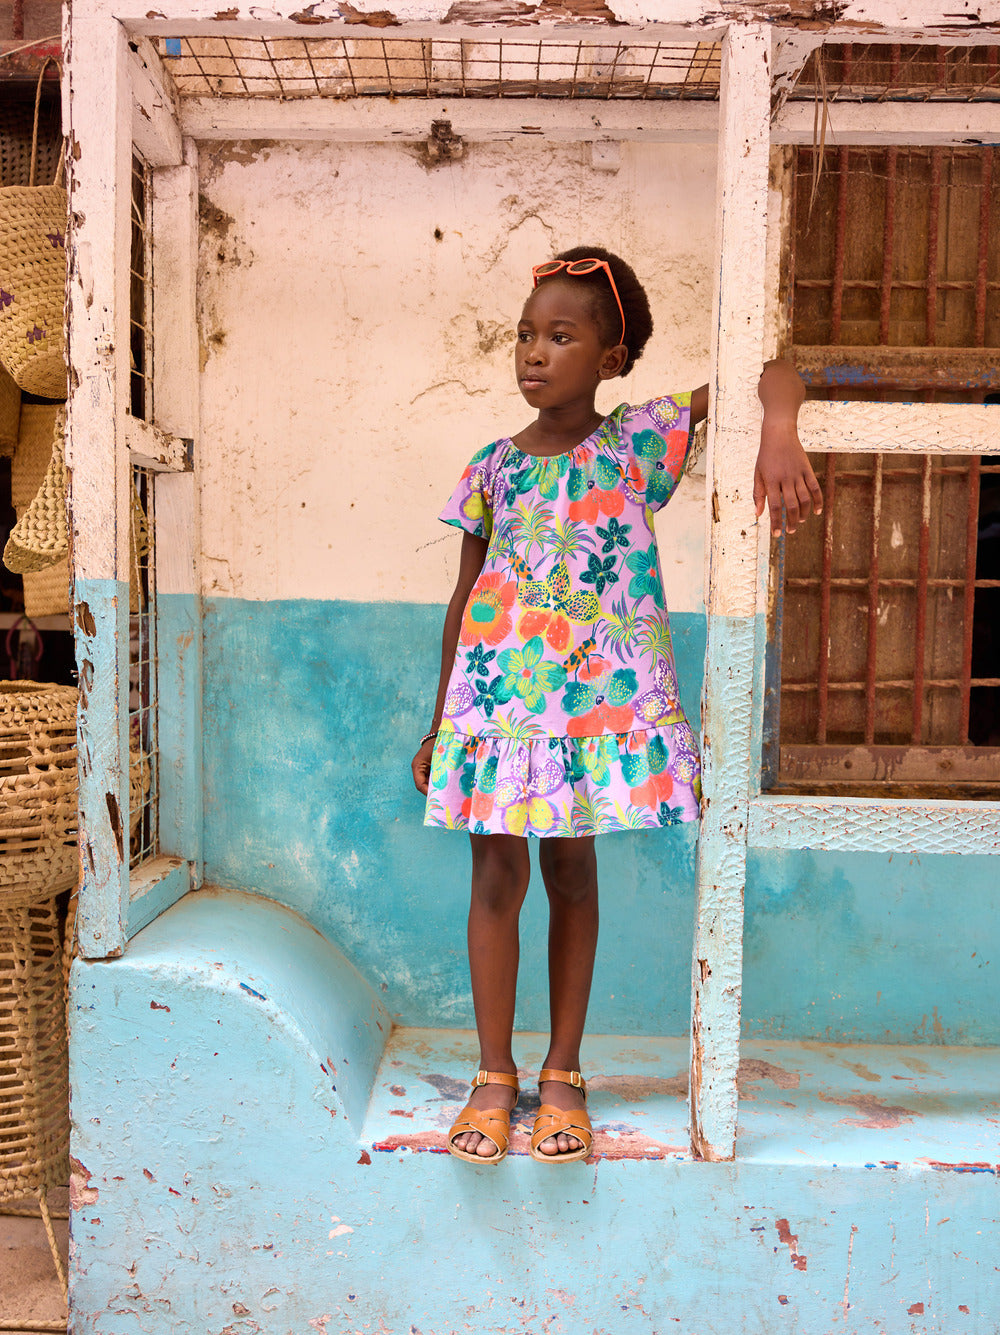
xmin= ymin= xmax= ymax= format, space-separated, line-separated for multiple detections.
xmin=496 ymin=636 xmax=567 ymax=714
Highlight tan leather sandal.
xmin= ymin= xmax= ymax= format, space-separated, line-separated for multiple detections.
xmin=530 ymin=1068 xmax=593 ymax=1164
xmin=446 ymin=1069 xmax=520 ymax=1164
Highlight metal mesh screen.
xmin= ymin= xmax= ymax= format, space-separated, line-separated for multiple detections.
xmin=129 ymin=468 xmax=158 ymax=868
xmin=792 ymin=43 xmax=1000 ymax=103
xmin=130 ymin=152 xmax=153 ymax=421
xmin=157 ymin=35 xmax=721 ymax=100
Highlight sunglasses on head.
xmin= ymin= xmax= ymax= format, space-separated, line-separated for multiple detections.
xmin=531 ymin=257 xmax=626 ymax=348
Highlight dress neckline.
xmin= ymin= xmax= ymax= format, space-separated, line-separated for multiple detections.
xmin=506 ymin=415 xmax=608 ymax=461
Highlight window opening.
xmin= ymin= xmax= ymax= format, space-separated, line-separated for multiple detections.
xmin=157 ymin=35 xmax=721 ymax=101
xmin=129 ymin=151 xmax=153 ymax=421
xmin=768 ymin=145 xmax=1000 ymax=796
xmin=129 ymin=467 xmax=158 ymax=866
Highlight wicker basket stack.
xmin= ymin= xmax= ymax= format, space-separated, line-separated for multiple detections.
xmin=0 ymin=682 xmax=77 ymax=1301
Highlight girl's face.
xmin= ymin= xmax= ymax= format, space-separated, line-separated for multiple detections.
xmin=515 ymin=279 xmax=622 ymax=411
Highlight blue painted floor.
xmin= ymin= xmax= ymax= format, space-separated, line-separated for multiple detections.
xmin=365 ymin=1029 xmax=1000 ymax=1172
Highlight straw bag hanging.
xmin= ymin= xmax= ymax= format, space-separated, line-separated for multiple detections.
xmin=3 ymin=406 xmax=66 ymax=573
xmin=0 ymin=61 xmax=66 ymax=400
xmin=8 ymin=404 xmax=69 ymax=615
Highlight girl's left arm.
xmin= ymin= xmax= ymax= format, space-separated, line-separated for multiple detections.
xmin=686 ymin=362 xmax=822 ymax=536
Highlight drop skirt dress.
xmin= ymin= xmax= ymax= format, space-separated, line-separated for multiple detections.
xmin=424 ymin=392 xmax=702 ymax=838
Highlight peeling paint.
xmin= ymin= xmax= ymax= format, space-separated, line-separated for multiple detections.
xmin=775 ymin=1217 xmax=807 ymax=1271
xmin=818 ymin=1091 xmax=915 ymax=1130
xmin=69 ymin=1157 xmax=99 ymax=1210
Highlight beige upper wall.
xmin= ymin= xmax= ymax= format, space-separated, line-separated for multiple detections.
xmin=197 ymin=137 xmax=716 ymax=611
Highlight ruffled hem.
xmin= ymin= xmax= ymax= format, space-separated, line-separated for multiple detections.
xmin=424 ymin=726 xmax=701 ymax=838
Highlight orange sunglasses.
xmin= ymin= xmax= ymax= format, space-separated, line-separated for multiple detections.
xmin=531 ymin=257 xmax=626 ymax=348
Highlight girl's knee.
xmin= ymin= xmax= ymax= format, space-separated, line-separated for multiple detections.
xmin=470 ymin=835 xmax=530 ymax=913
xmin=539 ymin=838 xmax=598 ymax=905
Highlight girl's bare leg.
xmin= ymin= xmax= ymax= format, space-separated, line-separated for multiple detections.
xmin=451 ymin=832 xmax=530 ymax=1159
xmin=536 ymin=836 xmax=599 ymax=1156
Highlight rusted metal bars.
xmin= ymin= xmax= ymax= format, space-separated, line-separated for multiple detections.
xmin=864 ymin=456 xmax=884 ymax=745
xmin=975 ymin=148 xmax=993 ymax=347
xmin=816 ymin=454 xmax=836 ymax=744
xmin=926 ymin=147 xmax=942 ymax=346
xmin=879 ymin=147 xmax=898 ymax=344
xmin=960 ymin=456 xmax=981 ymax=743
xmin=829 ymin=147 xmax=850 ymax=344
xmin=911 ymin=454 xmax=933 ymax=743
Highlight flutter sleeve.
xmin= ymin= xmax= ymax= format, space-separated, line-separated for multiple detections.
xmin=614 ymin=391 xmax=695 ymax=514
xmin=438 ymin=440 xmax=501 ymax=540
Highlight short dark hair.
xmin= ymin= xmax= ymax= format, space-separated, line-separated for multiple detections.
xmin=534 ymin=245 xmax=654 ymax=378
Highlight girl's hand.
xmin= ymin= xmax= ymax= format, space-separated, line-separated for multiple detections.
xmin=755 ymin=361 xmax=822 ymax=536
xmin=412 ymin=735 xmax=435 ymax=796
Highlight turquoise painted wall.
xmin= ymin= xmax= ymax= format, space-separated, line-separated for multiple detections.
xmin=199 ymin=596 xmax=999 ymax=1043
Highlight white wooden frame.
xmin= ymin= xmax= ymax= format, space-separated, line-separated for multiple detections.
xmin=67 ymin=0 xmax=1000 ymax=1159
xmin=66 ymin=11 xmax=201 ymax=959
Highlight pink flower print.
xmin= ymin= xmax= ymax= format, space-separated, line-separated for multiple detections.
xmin=27 ymin=325 xmax=46 ymax=345
xmin=0 ymin=289 xmax=13 ymax=310
xmin=46 ymin=231 xmax=64 ymax=249
xmin=494 ymin=751 xmax=563 ymax=836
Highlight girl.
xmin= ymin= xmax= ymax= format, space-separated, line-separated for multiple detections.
xmin=411 ymin=247 xmax=820 ymax=1165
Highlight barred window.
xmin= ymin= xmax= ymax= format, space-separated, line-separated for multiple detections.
xmin=767 ymin=144 xmax=1000 ymax=797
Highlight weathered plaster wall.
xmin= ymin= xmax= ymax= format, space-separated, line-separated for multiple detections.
xmin=195 ymin=137 xmax=714 ymax=611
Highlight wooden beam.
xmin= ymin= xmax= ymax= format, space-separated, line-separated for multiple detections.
xmin=179 ymin=95 xmax=722 ymax=143
xmin=66 ymin=14 xmax=135 ymax=959
xmin=178 ymin=93 xmax=1000 ymax=147
xmin=794 ymin=345 xmax=1000 ymax=393
xmin=748 ymin=795 xmax=1000 ymax=855
xmin=129 ymin=37 xmax=183 ymax=167
xmin=799 ymin=400 xmax=999 ymax=454
xmin=689 ymin=22 xmax=771 ymax=1165
xmin=124 ymin=414 xmax=192 ymax=472
xmin=772 ymin=100 xmax=1000 ymax=146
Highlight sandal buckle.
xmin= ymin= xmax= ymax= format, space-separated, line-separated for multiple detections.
xmin=473 ymin=1069 xmax=488 ymax=1088
xmin=570 ymin=1071 xmax=582 ymax=1087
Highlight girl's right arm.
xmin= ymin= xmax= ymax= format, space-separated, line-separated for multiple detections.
xmin=411 ymin=529 xmax=489 ymax=796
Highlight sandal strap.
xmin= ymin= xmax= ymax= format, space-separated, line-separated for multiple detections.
xmin=449 ymin=1106 xmax=511 ymax=1156
xmin=471 ymin=1069 xmax=520 ymax=1094
xmin=530 ymin=1106 xmax=593 ymax=1153
xmin=538 ymin=1067 xmax=587 ymax=1098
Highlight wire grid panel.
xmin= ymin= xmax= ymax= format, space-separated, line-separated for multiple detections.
xmin=129 ymin=469 xmax=157 ymax=869
xmin=130 ymin=151 xmax=153 ymax=422
xmin=792 ymin=43 xmax=1000 ymax=103
xmin=157 ymin=35 xmax=721 ymax=100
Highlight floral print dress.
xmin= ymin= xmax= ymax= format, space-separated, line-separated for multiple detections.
xmin=425 ymin=392 xmax=702 ymax=838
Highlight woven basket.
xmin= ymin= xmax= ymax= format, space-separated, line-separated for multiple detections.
xmin=0 ymin=895 xmax=69 ymax=1201
xmin=0 ymin=360 xmax=19 ymax=457
xmin=0 ymin=97 xmax=62 ymax=190
xmin=0 ymin=683 xmax=77 ymax=910
xmin=0 ymin=893 xmax=70 ymax=1298
xmin=4 ymin=406 xmax=65 ymax=573
xmin=0 ymin=63 xmax=66 ymax=400
xmin=22 ymin=559 xmax=69 ymax=618
xmin=9 ymin=404 xmax=68 ymax=613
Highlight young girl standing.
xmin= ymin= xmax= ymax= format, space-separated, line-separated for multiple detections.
xmin=412 ymin=247 xmax=820 ymax=1165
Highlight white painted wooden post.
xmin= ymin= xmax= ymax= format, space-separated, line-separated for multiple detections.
xmin=689 ymin=22 xmax=772 ymax=1161
xmin=66 ymin=12 xmax=135 ymax=958
xmin=68 ymin=7 xmax=197 ymax=953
